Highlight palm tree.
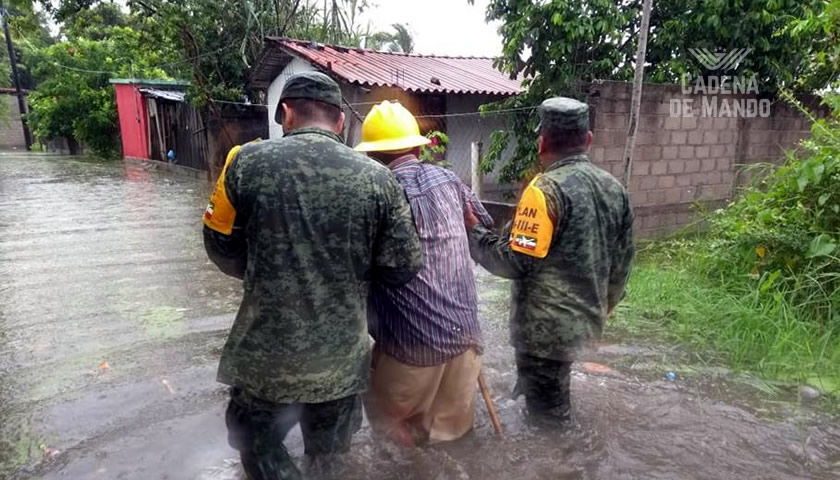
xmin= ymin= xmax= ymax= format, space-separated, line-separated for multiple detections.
xmin=390 ymin=23 xmax=413 ymax=53
xmin=364 ymin=23 xmax=414 ymax=53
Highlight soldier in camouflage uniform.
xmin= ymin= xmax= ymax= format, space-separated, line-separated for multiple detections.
xmin=464 ymin=97 xmax=635 ymax=425
xmin=203 ymin=71 xmax=422 ymax=479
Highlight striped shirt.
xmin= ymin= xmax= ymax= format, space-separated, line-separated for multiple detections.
xmin=368 ymin=156 xmax=493 ymax=367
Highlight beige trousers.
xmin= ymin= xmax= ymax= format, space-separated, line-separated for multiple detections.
xmin=364 ymin=347 xmax=481 ymax=446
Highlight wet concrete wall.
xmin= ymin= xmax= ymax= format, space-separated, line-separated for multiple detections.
xmin=0 ymin=94 xmax=28 ymax=150
xmin=588 ymin=80 xmax=816 ymax=237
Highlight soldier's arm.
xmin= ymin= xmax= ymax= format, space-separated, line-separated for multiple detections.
xmin=203 ymin=148 xmax=248 ymax=280
xmin=608 ymin=200 xmax=636 ymax=312
xmin=467 ymin=177 xmax=561 ymax=279
xmin=468 ymin=224 xmax=539 ymax=279
xmin=457 ymin=181 xmax=494 ymax=228
xmin=372 ymin=176 xmax=422 ymax=286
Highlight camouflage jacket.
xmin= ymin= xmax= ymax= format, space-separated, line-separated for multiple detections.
xmin=203 ymin=127 xmax=422 ymax=404
xmin=469 ymin=152 xmax=634 ymax=361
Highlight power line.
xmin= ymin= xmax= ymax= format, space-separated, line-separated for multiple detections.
xmin=210 ymin=98 xmax=403 ymax=108
xmin=210 ymin=98 xmax=538 ymax=117
xmin=414 ymin=106 xmax=537 ymax=118
xmin=151 ymin=40 xmax=241 ymax=70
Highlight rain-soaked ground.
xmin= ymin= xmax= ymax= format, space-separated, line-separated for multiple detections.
xmin=1 ymin=152 xmax=839 ymax=480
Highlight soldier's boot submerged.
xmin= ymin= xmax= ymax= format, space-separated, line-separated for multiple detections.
xmin=226 ymin=389 xmax=362 ymax=480
xmin=225 ymin=388 xmax=304 ymax=479
xmin=513 ymin=352 xmax=573 ymax=426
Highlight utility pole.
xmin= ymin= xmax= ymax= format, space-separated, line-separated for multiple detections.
xmin=622 ymin=0 xmax=654 ymax=186
xmin=1 ymin=6 xmax=32 ymax=150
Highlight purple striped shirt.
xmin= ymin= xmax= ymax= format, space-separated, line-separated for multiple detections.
xmin=368 ymin=156 xmax=493 ymax=367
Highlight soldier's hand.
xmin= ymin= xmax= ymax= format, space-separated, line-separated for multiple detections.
xmin=464 ymin=203 xmax=480 ymax=231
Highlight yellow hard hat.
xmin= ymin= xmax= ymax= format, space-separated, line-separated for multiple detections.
xmin=354 ymin=101 xmax=431 ymax=153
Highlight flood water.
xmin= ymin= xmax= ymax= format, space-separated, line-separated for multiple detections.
xmin=1 ymin=153 xmax=838 ymax=480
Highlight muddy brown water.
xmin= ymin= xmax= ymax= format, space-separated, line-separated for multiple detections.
xmin=1 ymin=153 xmax=838 ymax=480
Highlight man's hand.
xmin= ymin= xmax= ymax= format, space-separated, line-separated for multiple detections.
xmin=464 ymin=202 xmax=481 ymax=232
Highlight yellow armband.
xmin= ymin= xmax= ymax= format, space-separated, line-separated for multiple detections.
xmin=203 ymin=145 xmax=241 ymax=235
xmin=509 ymin=176 xmax=554 ymax=258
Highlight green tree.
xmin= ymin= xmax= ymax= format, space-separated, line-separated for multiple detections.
xmin=644 ymin=0 xmax=829 ymax=90
xmin=25 ymin=0 xmax=412 ymax=155
xmin=473 ymin=0 xmax=640 ymax=184
xmin=1 ymin=1 xmax=54 ymax=123
xmin=473 ymin=0 xmax=836 ymax=185
xmin=25 ymin=4 xmax=174 ymax=157
xmin=121 ymin=0 xmax=380 ymax=104
xmin=389 ymin=23 xmax=414 ymax=53
xmin=784 ymin=0 xmax=840 ymax=91
xmin=366 ymin=23 xmax=414 ymax=53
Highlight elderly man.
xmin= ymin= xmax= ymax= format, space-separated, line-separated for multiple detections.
xmin=465 ymin=97 xmax=635 ymax=425
xmin=355 ymin=101 xmax=493 ymax=445
xmin=203 ymin=74 xmax=422 ymax=479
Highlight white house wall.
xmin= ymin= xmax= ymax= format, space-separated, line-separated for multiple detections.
xmin=445 ymin=94 xmax=513 ymax=201
xmin=267 ymin=70 xmax=515 ymax=200
xmin=266 ymin=57 xmax=317 ymax=139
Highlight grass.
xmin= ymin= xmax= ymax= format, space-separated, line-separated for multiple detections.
xmin=614 ymin=244 xmax=840 ymax=395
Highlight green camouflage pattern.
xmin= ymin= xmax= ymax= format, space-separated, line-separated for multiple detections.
xmin=537 ymin=97 xmax=590 ymax=131
xmin=514 ymin=352 xmax=573 ymax=424
xmin=226 ymin=387 xmax=362 ymax=480
xmin=279 ymin=71 xmax=343 ymax=108
xmin=469 ymin=153 xmax=634 ymax=361
xmin=275 ymin=71 xmax=344 ymax=124
xmin=204 ymin=127 xmax=422 ymax=404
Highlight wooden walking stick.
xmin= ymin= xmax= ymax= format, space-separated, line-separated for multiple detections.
xmin=477 ymin=370 xmax=504 ymax=436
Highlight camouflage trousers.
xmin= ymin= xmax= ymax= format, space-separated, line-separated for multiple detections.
xmin=225 ymin=387 xmax=362 ymax=480
xmin=513 ymin=352 xmax=573 ymax=425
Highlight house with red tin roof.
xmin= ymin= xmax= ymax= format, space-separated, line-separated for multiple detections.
xmin=250 ymin=37 xmax=523 ymax=187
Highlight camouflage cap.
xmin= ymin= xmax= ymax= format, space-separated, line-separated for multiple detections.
xmin=276 ymin=71 xmax=343 ymax=123
xmin=536 ymin=97 xmax=590 ymax=131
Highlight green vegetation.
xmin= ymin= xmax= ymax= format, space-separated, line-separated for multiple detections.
xmin=14 ymin=0 xmax=412 ymax=157
xmin=617 ymin=92 xmax=840 ymax=393
xmin=472 ymin=0 xmax=840 ymax=184
xmin=365 ymin=23 xmax=415 ymax=53
xmin=25 ymin=4 xmax=175 ymax=158
xmin=419 ymin=130 xmax=449 ymax=165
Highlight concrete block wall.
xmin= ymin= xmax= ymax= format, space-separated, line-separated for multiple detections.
xmin=0 ymin=94 xmax=27 ymax=150
xmin=588 ymin=81 xmax=813 ymax=236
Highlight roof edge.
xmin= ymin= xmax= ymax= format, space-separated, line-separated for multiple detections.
xmin=109 ymin=78 xmax=190 ymax=88
xmin=344 ymin=78 xmax=521 ymax=96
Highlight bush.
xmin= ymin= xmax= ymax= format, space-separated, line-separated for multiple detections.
xmin=621 ymin=91 xmax=840 ymax=388
xmin=699 ymin=91 xmax=840 ymax=318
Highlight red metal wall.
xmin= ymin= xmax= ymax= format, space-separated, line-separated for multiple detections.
xmin=114 ymin=84 xmax=149 ymax=159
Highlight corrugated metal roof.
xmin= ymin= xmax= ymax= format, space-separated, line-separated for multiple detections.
xmin=139 ymin=88 xmax=186 ymax=102
xmin=254 ymin=38 xmax=522 ymax=96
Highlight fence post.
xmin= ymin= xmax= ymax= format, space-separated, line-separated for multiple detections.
xmin=471 ymin=141 xmax=483 ymax=199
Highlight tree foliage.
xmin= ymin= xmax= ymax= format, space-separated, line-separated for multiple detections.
xmin=473 ymin=0 xmax=839 ymax=185
xmin=25 ymin=4 xmax=174 ymax=157
xmin=122 ymin=0 xmax=381 ymax=104
xmin=691 ymin=90 xmax=840 ymax=322
xmin=24 ymin=0 xmax=396 ymax=156
xmin=366 ymin=23 xmax=415 ymax=53
xmin=784 ymin=0 xmax=840 ymax=92
xmin=2 ymin=0 xmax=52 ymax=90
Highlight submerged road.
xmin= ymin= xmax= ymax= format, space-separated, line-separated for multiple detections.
xmin=1 ymin=153 xmax=838 ymax=480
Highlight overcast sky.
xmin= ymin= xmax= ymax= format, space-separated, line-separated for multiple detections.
xmin=359 ymin=0 xmax=503 ymax=57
